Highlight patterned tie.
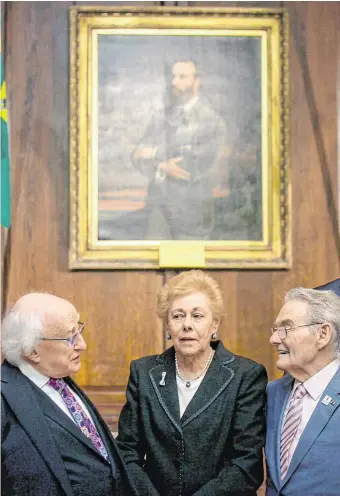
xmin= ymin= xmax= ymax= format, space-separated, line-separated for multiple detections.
xmin=49 ymin=378 xmax=109 ymax=462
xmin=280 ymin=383 xmax=308 ymax=479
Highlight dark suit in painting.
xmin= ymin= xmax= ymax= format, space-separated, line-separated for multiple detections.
xmin=133 ymin=97 xmax=228 ymax=239
xmin=1 ymin=361 xmax=138 ymax=496
xmin=117 ymin=341 xmax=267 ymax=496
xmin=265 ymin=369 xmax=340 ymax=496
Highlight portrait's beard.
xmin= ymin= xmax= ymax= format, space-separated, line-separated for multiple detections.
xmin=167 ymin=85 xmax=195 ymax=107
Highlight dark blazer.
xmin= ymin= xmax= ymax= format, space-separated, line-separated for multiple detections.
xmin=265 ymin=369 xmax=340 ymax=495
xmin=117 ymin=341 xmax=267 ymax=496
xmin=1 ymin=361 xmax=138 ymax=496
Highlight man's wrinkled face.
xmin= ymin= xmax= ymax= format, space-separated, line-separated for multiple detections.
xmin=269 ymin=299 xmax=321 ymax=379
xmin=25 ymin=296 xmax=87 ymax=378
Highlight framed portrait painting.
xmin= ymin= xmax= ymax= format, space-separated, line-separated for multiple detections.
xmin=69 ymin=6 xmax=290 ymax=269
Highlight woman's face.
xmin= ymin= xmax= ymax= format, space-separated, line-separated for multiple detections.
xmin=168 ymin=292 xmax=218 ymax=359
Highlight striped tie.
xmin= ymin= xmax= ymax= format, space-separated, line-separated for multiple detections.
xmin=280 ymin=383 xmax=307 ymax=479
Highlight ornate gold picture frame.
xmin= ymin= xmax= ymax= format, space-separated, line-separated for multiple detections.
xmin=69 ymin=6 xmax=290 ymax=269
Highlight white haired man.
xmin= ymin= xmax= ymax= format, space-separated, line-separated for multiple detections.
xmin=1 ymin=293 xmax=137 ymax=496
xmin=266 ymin=288 xmax=340 ymax=495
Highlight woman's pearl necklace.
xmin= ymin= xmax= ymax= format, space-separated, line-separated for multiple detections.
xmin=175 ymin=348 xmax=214 ymax=388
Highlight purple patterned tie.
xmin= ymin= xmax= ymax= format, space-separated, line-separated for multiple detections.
xmin=280 ymin=383 xmax=308 ymax=479
xmin=49 ymin=378 xmax=109 ymax=462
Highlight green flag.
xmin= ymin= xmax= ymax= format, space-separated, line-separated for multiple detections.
xmin=1 ymin=52 xmax=10 ymax=227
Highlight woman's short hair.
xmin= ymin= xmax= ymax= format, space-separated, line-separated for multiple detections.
xmin=1 ymin=306 xmax=43 ymax=366
xmin=157 ymin=270 xmax=225 ymax=323
xmin=285 ymin=287 xmax=340 ymax=358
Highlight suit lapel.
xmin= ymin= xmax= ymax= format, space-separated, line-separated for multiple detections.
xmin=36 ymin=382 xmax=101 ymax=458
xmin=180 ymin=350 xmax=235 ymax=427
xmin=149 ymin=349 xmax=182 ymax=434
xmin=67 ymin=378 xmax=139 ymax=493
xmin=149 ymin=342 xmax=236 ymax=431
xmin=282 ymin=368 xmax=340 ymax=486
xmin=67 ymin=378 xmax=115 ymax=470
xmin=272 ymin=375 xmax=294 ymax=489
xmin=1 ymin=362 xmax=73 ymax=496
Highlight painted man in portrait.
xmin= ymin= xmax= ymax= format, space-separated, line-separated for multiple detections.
xmin=132 ymin=60 xmax=229 ymax=240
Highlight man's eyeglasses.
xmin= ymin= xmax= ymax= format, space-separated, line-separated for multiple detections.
xmin=270 ymin=322 xmax=324 ymax=340
xmin=41 ymin=322 xmax=85 ymax=346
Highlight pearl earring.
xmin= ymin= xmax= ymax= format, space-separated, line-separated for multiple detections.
xmin=211 ymin=332 xmax=217 ymax=340
xmin=167 ymin=333 xmax=172 ymax=340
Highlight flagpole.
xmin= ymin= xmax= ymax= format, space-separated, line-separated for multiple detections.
xmin=1 ymin=1 xmax=11 ymax=319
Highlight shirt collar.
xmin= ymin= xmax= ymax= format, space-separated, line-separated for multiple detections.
xmin=19 ymin=360 xmax=50 ymax=389
xmin=294 ymin=359 xmax=340 ymax=401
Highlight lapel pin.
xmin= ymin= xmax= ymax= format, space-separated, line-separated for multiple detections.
xmin=322 ymin=395 xmax=333 ymax=405
xmin=159 ymin=372 xmax=166 ymax=386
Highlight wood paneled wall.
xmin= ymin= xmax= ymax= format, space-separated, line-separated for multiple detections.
xmin=4 ymin=1 xmax=340 ymax=434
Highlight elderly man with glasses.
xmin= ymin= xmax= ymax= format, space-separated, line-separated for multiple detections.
xmin=1 ymin=292 xmax=137 ymax=496
xmin=265 ymin=287 xmax=340 ymax=496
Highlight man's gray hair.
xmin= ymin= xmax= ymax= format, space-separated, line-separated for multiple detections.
xmin=285 ymin=287 xmax=340 ymax=358
xmin=1 ymin=307 xmax=44 ymax=366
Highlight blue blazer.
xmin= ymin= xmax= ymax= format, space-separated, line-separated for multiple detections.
xmin=315 ymin=278 xmax=340 ymax=296
xmin=265 ymin=368 xmax=340 ymax=495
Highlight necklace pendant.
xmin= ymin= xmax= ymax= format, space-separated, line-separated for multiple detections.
xmin=185 ymin=381 xmax=191 ymax=388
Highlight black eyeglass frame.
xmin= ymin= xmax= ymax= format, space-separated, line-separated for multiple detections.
xmin=40 ymin=322 xmax=85 ymax=346
xmin=270 ymin=322 xmax=324 ymax=340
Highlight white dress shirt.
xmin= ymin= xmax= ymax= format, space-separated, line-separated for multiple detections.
xmin=282 ymin=359 xmax=340 ymax=466
xmin=19 ymin=361 xmax=95 ymax=424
